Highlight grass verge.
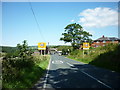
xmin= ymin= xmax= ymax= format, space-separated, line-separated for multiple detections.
xmin=67 ymin=43 xmax=120 ymax=73
xmin=2 ymin=55 xmax=50 ymax=88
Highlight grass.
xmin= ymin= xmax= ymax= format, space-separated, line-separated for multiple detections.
xmin=0 ymin=52 xmax=6 ymax=57
xmin=67 ymin=49 xmax=94 ymax=64
xmin=38 ymin=59 xmax=49 ymax=69
xmin=3 ymin=66 xmax=43 ymax=88
xmin=2 ymin=55 xmax=50 ymax=88
xmin=67 ymin=43 xmax=120 ymax=73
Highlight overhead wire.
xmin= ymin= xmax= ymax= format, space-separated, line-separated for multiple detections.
xmin=28 ymin=0 xmax=46 ymax=42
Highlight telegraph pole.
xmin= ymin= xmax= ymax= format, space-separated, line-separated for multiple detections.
xmin=48 ymin=42 xmax=50 ymax=55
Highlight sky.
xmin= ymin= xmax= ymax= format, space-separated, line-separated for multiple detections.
xmin=2 ymin=2 xmax=119 ymax=46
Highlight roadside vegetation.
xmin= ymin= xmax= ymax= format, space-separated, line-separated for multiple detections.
xmin=59 ymin=23 xmax=120 ymax=73
xmin=2 ymin=40 xmax=50 ymax=88
xmin=50 ymin=45 xmax=73 ymax=55
xmin=1 ymin=46 xmax=17 ymax=54
xmin=60 ymin=23 xmax=92 ymax=50
xmin=67 ymin=43 xmax=120 ymax=73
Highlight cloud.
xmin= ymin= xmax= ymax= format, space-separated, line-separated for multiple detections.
xmin=71 ymin=20 xmax=75 ymax=22
xmin=78 ymin=7 xmax=118 ymax=28
xmin=84 ymin=29 xmax=95 ymax=35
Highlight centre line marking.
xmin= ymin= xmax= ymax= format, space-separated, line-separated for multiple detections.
xmin=52 ymin=60 xmax=63 ymax=64
xmin=52 ymin=60 xmax=54 ymax=64
xmin=60 ymin=60 xmax=63 ymax=63
xmin=66 ymin=62 xmax=74 ymax=67
xmin=81 ymin=70 xmax=112 ymax=89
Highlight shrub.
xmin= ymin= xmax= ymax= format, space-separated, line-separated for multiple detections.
xmin=2 ymin=40 xmax=37 ymax=88
xmin=68 ymin=43 xmax=120 ymax=72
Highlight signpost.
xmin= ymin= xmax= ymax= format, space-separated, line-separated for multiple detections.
xmin=38 ymin=42 xmax=46 ymax=55
xmin=83 ymin=43 xmax=90 ymax=50
xmin=83 ymin=43 xmax=90 ymax=58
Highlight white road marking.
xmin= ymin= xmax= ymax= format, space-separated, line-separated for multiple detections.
xmin=43 ymin=56 xmax=112 ymax=89
xmin=66 ymin=62 xmax=112 ymax=89
xmin=66 ymin=62 xmax=74 ymax=67
xmin=60 ymin=60 xmax=63 ymax=63
xmin=43 ymin=56 xmax=51 ymax=89
xmin=52 ymin=60 xmax=63 ymax=64
xmin=52 ymin=60 xmax=54 ymax=64
xmin=81 ymin=70 xmax=112 ymax=89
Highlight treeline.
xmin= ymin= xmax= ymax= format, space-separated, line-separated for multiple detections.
xmin=1 ymin=46 xmax=17 ymax=53
xmin=50 ymin=45 xmax=73 ymax=55
xmin=1 ymin=46 xmax=36 ymax=53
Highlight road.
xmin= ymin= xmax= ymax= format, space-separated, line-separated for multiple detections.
xmin=34 ymin=54 xmax=120 ymax=89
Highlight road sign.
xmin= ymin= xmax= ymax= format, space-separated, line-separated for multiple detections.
xmin=38 ymin=42 xmax=46 ymax=50
xmin=83 ymin=43 xmax=90 ymax=50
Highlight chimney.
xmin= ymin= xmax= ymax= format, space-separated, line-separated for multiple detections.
xmin=102 ymin=35 xmax=104 ymax=38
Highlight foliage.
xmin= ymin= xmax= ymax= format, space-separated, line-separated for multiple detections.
xmin=0 ymin=52 xmax=6 ymax=57
xmin=4 ymin=51 xmax=19 ymax=58
xmin=2 ymin=40 xmax=50 ymax=88
xmin=2 ymin=55 xmax=50 ymax=88
xmin=3 ymin=40 xmax=33 ymax=59
xmin=62 ymin=48 xmax=71 ymax=55
xmin=60 ymin=23 xmax=92 ymax=50
xmin=57 ymin=46 xmax=72 ymax=55
xmin=17 ymin=40 xmax=33 ymax=59
xmin=89 ymin=43 xmax=120 ymax=72
xmin=50 ymin=45 xmax=73 ymax=51
xmin=68 ymin=43 xmax=120 ymax=72
xmin=33 ymin=55 xmax=49 ymax=65
xmin=1 ymin=46 xmax=17 ymax=54
xmin=49 ymin=45 xmax=73 ymax=55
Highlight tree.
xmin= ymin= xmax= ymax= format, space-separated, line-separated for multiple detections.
xmin=17 ymin=40 xmax=32 ymax=59
xmin=60 ymin=23 xmax=92 ymax=50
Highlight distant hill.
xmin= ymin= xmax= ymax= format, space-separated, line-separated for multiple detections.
xmin=0 ymin=46 xmax=17 ymax=53
xmin=0 ymin=46 xmax=38 ymax=53
xmin=0 ymin=45 xmax=72 ymax=53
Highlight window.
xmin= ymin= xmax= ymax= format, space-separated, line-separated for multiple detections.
xmin=103 ymin=41 xmax=106 ymax=43
xmin=96 ymin=41 xmax=99 ymax=43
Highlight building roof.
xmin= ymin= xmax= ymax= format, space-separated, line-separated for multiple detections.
xmin=93 ymin=35 xmax=120 ymax=42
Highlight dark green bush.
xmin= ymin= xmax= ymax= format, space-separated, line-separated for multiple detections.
xmin=2 ymin=40 xmax=38 ymax=88
xmin=68 ymin=43 xmax=120 ymax=72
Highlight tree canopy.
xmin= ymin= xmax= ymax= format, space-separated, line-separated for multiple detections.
xmin=17 ymin=40 xmax=33 ymax=59
xmin=60 ymin=23 xmax=92 ymax=49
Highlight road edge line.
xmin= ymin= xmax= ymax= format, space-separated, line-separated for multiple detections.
xmin=43 ymin=55 xmax=51 ymax=89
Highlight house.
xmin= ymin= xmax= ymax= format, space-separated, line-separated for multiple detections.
xmin=91 ymin=35 xmax=120 ymax=48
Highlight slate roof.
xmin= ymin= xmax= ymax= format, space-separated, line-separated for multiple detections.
xmin=94 ymin=36 xmax=120 ymax=42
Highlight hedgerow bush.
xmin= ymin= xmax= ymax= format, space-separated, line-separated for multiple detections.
xmin=89 ymin=43 xmax=120 ymax=72
xmin=68 ymin=43 xmax=120 ymax=72
xmin=2 ymin=40 xmax=41 ymax=88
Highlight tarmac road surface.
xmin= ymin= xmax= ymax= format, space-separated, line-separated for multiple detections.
xmin=34 ymin=54 xmax=120 ymax=89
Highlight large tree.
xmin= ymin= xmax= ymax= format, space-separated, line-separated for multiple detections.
xmin=60 ymin=23 xmax=92 ymax=50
